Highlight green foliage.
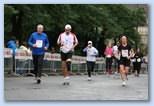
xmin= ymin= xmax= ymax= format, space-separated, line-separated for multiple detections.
xmin=4 ymin=4 xmax=147 ymax=55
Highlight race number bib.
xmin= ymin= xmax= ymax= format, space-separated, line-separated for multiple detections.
xmin=36 ymin=40 xmax=43 ymax=48
xmin=121 ymin=50 xmax=128 ymax=57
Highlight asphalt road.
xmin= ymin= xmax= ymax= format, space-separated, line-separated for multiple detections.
xmin=4 ymin=74 xmax=149 ymax=101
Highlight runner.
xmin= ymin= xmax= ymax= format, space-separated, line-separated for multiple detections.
xmin=118 ymin=35 xmax=132 ymax=87
xmin=83 ymin=41 xmax=98 ymax=81
xmin=57 ymin=24 xmax=78 ymax=85
xmin=28 ymin=24 xmax=49 ymax=84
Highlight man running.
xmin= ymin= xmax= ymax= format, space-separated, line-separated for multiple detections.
xmin=28 ymin=24 xmax=49 ymax=84
xmin=83 ymin=41 xmax=98 ymax=81
xmin=57 ymin=24 xmax=78 ymax=85
xmin=118 ymin=35 xmax=132 ymax=87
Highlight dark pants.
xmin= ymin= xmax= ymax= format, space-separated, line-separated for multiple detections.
xmin=13 ymin=55 xmax=15 ymax=73
xmin=87 ymin=61 xmax=95 ymax=77
xmin=32 ymin=54 xmax=44 ymax=78
xmin=106 ymin=57 xmax=112 ymax=71
xmin=133 ymin=62 xmax=141 ymax=74
xmin=113 ymin=57 xmax=119 ymax=73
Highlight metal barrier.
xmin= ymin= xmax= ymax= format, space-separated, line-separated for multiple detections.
xmin=4 ymin=48 xmax=148 ymax=76
xmin=4 ymin=48 xmax=13 ymax=74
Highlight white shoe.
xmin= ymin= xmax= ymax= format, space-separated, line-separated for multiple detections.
xmin=64 ymin=76 xmax=70 ymax=80
xmin=88 ymin=77 xmax=92 ymax=81
xmin=122 ymin=81 xmax=126 ymax=87
xmin=63 ymin=76 xmax=70 ymax=85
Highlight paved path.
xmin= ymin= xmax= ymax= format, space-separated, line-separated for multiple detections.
xmin=4 ymin=74 xmax=148 ymax=100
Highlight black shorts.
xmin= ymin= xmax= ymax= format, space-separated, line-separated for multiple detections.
xmin=60 ymin=52 xmax=73 ymax=61
xmin=119 ymin=57 xmax=130 ymax=67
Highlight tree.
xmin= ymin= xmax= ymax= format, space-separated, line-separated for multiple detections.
xmin=4 ymin=4 xmax=147 ymax=55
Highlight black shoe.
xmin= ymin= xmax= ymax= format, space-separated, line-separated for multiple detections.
xmin=63 ymin=82 xmax=70 ymax=85
xmin=37 ymin=79 xmax=41 ymax=84
xmin=66 ymin=82 xmax=70 ymax=85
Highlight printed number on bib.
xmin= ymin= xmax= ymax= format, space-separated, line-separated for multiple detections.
xmin=36 ymin=40 xmax=43 ymax=48
xmin=121 ymin=50 xmax=128 ymax=57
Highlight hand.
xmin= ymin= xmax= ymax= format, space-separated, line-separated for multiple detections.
xmin=71 ymin=46 xmax=75 ymax=51
xmin=44 ymin=47 xmax=48 ymax=50
xmin=127 ymin=56 xmax=131 ymax=59
xmin=33 ymin=44 xmax=37 ymax=48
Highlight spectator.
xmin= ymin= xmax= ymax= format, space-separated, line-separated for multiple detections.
xmin=132 ymin=48 xmax=143 ymax=77
xmin=7 ymin=36 xmax=17 ymax=74
xmin=104 ymin=42 xmax=113 ymax=75
xmin=16 ymin=42 xmax=31 ymax=75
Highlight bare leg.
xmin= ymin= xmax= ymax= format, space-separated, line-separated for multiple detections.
xmin=120 ymin=65 xmax=125 ymax=81
xmin=62 ymin=61 xmax=67 ymax=77
xmin=125 ymin=67 xmax=129 ymax=80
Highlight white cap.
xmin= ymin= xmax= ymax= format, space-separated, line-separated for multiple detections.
xmin=88 ymin=41 xmax=92 ymax=44
xmin=65 ymin=24 xmax=72 ymax=30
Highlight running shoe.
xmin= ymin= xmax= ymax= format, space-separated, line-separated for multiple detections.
xmin=87 ymin=77 xmax=92 ymax=81
xmin=122 ymin=81 xmax=126 ymax=87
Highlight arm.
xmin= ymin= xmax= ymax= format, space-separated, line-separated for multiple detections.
xmin=28 ymin=34 xmax=34 ymax=47
xmin=45 ymin=36 xmax=49 ymax=48
xmin=57 ymin=34 xmax=61 ymax=46
xmin=83 ymin=47 xmax=88 ymax=52
xmin=94 ymin=48 xmax=99 ymax=56
xmin=73 ymin=35 xmax=78 ymax=48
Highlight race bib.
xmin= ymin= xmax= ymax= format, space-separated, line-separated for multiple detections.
xmin=121 ymin=50 xmax=128 ymax=57
xmin=36 ymin=40 xmax=43 ymax=48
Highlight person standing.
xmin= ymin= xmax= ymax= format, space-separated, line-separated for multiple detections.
xmin=112 ymin=42 xmax=120 ymax=74
xmin=83 ymin=41 xmax=98 ymax=81
xmin=118 ymin=35 xmax=132 ymax=86
xmin=104 ymin=42 xmax=113 ymax=75
xmin=7 ymin=36 xmax=17 ymax=74
xmin=133 ymin=48 xmax=143 ymax=77
xmin=28 ymin=24 xmax=49 ymax=84
xmin=57 ymin=24 xmax=78 ymax=85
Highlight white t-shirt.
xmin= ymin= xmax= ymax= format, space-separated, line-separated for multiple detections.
xmin=112 ymin=45 xmax=118 ymax=55
xmin=57 ymin=32 xmax=78 ymax=53
xmin=83 ymin=47 xmax=98 ymax=62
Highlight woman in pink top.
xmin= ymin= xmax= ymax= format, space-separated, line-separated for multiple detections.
xmin=104 ymin=42 xmax=113 ymax=75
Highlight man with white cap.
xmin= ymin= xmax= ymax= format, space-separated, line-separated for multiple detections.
xmin=83 ymin=41 xmax=98 ymax=81
xmin=57 ymin=24 xmax=78 ymax=85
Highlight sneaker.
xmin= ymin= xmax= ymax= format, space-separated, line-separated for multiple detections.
xmin=122 ymin=81 xmax=126 ymax=87
xmin=63 ymin=76 xmax=70 ymax=85
xmin=64 ymin=76 xmax=70 ymax=80
xmin=87 ymin=77 xmax=92 ymax=81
